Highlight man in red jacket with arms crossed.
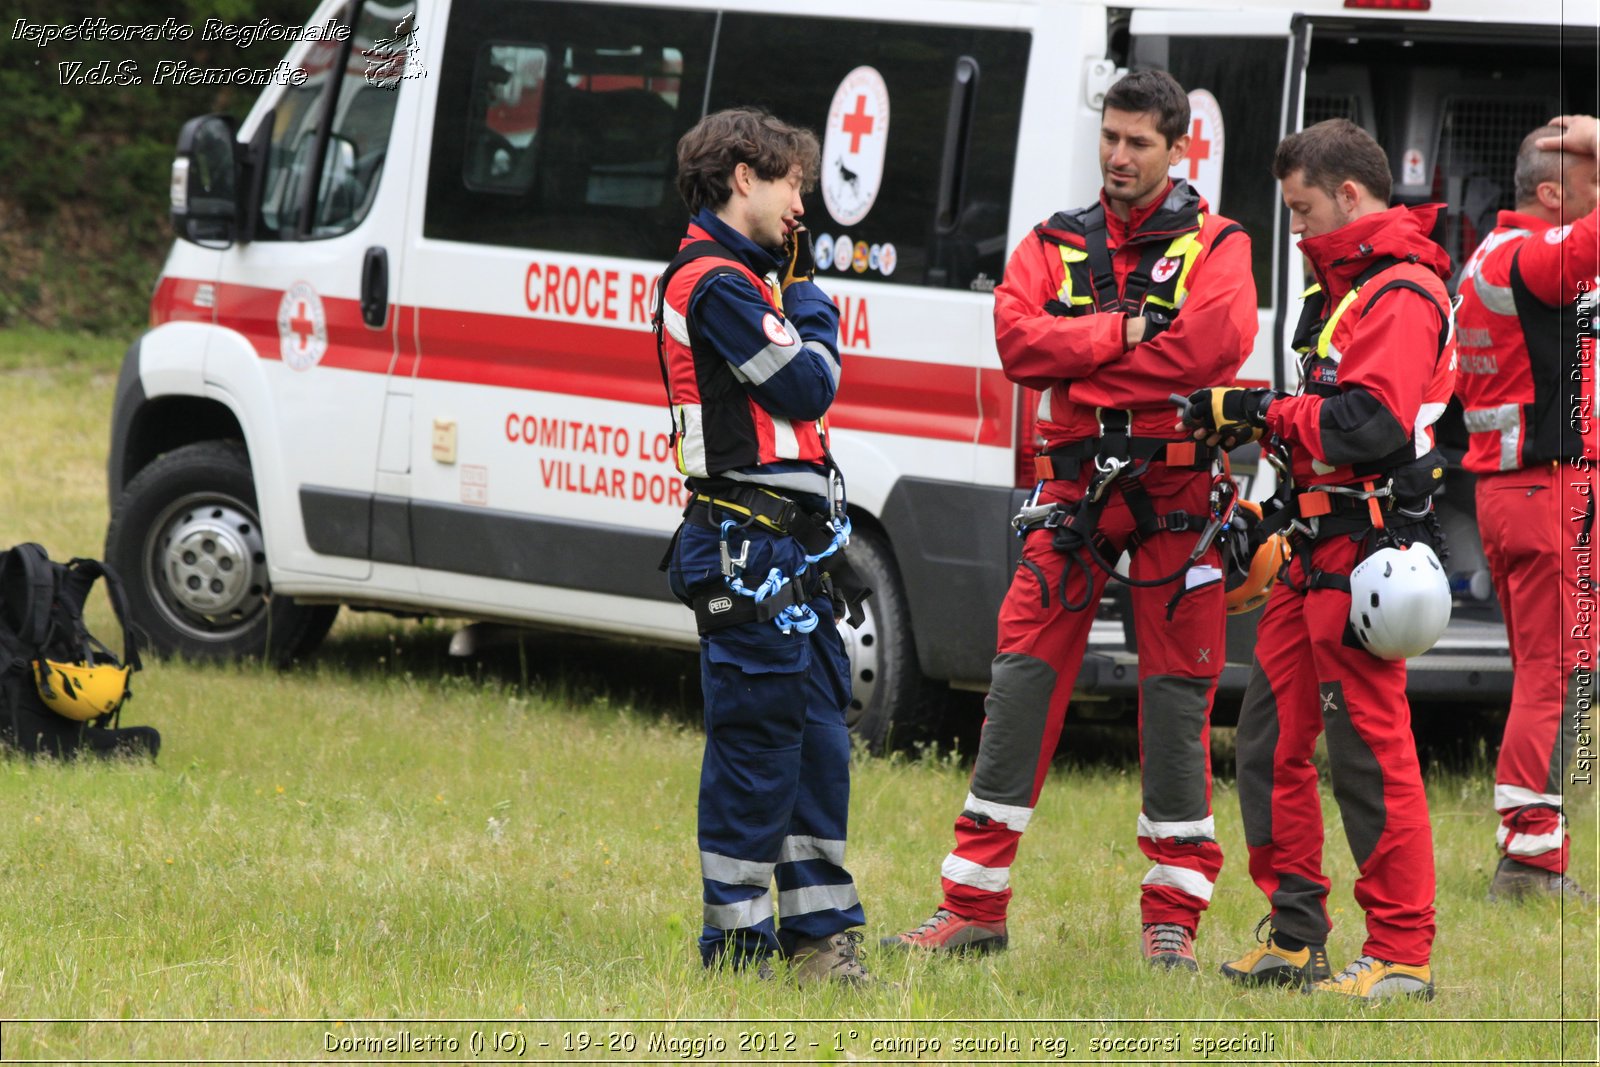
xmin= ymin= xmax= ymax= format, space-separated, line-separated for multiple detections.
xmin=886 ymin=70 xmax=1258 ymax=970
xmin=1453 ymin=114 xmax=1599 ymax=902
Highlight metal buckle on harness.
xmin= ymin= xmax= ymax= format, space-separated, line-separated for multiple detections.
xmin=1289 ymin=515 xmax=1320 ymax=541
xmin=718 ymin=520 xmax=750 ymax=578
xmin=826 ymin=465 xmax=850 ymax=543
xmin=1088 ymin=455 xmax=1127 ymax=502
xmin=1011 ymin=502 xmax=1066 ymax=535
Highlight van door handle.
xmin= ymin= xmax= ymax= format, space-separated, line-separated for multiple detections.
xmin=361 ymin=246 xmax=388 ymax=329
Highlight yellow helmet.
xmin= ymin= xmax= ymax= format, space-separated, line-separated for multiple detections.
xmin=33 ymin=660 xmax=132 ymax=721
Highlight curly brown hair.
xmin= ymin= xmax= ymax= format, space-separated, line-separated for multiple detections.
xmin=675 ymin=107 xmax=821 ymax=215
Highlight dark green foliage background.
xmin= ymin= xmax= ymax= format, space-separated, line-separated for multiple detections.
xmin=1 ymin=0 xmax=314 ymax=333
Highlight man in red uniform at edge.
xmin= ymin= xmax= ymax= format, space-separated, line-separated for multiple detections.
xmin=1453 ymin=115 xmax=1600 ymax=903
xmin=1183 ymin=119 xmax=1454 ymax=1000
xmin=883 ymin=71 xmax=1257 ymax=970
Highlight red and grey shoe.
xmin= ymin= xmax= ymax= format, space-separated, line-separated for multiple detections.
xmin=1141 ymin=922 xmax=1198 ymax=972
xmin=880 ymin=908 xmax=1008 ymax=954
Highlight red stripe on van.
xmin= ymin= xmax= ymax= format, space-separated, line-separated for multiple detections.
xmin=410 ymin=306 xmax=1003 ymax=446
xmin=207 ymin=283 xmax=399 ymax=375
xmin=163 ymin=279 xmax=1005 ymax=446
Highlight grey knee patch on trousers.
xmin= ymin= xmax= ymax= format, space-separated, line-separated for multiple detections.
xmin=1319 ymin=680 xmax=1386 ymax=869
xmin=1550 ymin=669 xmax=1590 ymax=794
xmin=970 ymin=652 xmax=1058 ymax=807
xmin=1140 ymin=674 xmax=1211 ymax=823
xmin=1235 ymin=659 xmax=1280 ymax=849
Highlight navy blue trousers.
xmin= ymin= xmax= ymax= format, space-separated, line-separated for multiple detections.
xmin=670 ymin=520 xmax=865 ymax=967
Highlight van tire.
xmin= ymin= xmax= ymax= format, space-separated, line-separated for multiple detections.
xmin=837 ymin=526 xmax=940 ymax=753
xmin=105 ymin=441 xmax=338 ymax=664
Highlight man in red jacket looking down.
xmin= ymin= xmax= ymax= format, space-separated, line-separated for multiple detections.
xmin=1184 ymin=118 xmax=1454 ymax=1000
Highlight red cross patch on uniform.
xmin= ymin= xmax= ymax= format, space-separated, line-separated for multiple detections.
xmin=762 ymin=313 xmax=795 ymax=347
xmin=1151 ymin=256 xmax=1180 ymax=284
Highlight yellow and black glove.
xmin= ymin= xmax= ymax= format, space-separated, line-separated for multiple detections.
xmin=780 ymin=227 xmax=815 ymax=291
xmin=1180 ymin=387 xmax=1277 ymax=449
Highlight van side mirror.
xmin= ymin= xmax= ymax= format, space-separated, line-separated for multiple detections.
xmin=171 ymin=114 xmax=240 ymax=247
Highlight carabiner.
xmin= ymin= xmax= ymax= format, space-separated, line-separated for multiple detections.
xmin=718 ymin=519 xmax=750 ymax=579
xmin=828 ymin=465 xmax=848 ymax=525
xmin=1088 ymin=455 xmax=1127 ymax=502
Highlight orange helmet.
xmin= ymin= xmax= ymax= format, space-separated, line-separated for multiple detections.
xmin=1222 ymin=500 xmax=1289 ymax=615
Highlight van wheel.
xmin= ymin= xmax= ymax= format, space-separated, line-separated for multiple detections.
xmin=835 ymin=526 xmax=940 ymax=753
xmin=105 ymin=441 xmax=338 ymax=664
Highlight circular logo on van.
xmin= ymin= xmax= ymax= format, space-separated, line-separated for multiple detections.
xmin=277 ymin=282 xmax=327 ymax=371
xmin=833 ymin=234 xmax=853 ymax=272
xmin=821 ymin=66 xmax=890 ymax=227
xmin=812 ymin=233 xmax=835 ymax=270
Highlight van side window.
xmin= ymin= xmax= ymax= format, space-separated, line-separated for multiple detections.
xmin=1134 ymin=36 xmax=1288 ymax=310
xmin=463 ymin=45 xmax=550 ymax=193
xmin=425 ymin=2 xmax=715 ymax=258
xmin=710 ymin=15 xmax=1029 ymax=291
xmin=258 ymin=34 xmax=346 ymax=239
xmin=256 ymin=2 xmax=416 ymax=240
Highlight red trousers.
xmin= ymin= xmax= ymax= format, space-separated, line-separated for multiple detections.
xmin=1235 ymin=533 xmax=1435 ymax=965
xmin=1478 ymin=462 xmax=1596 ymax=872
xmin=939 ymin=464 xmax=1226 ymax=930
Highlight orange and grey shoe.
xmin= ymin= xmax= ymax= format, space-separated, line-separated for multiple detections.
xmin=1488 ymin=856 xmax=1597 ymax=904
xmin=1220 ymin=933 xmax=1331 ymax=989
xmin=1141 ymin=922 xmax=1198 ymax=972
xmin=1312 ymin=955 xmax=1434 ymax=1001
xmin=880 ymin=908 xmax=1008 ymax=954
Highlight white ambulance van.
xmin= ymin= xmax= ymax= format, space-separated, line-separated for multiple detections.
xmin=109 ymin=0 xmax=1595 ymax=745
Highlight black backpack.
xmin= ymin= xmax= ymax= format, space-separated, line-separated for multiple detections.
xmin=0 ymin=543 xmax=159 ymax=759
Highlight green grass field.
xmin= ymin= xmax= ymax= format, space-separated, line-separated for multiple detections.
xmin=0 ymin=329 xmax=1595 ymax=1063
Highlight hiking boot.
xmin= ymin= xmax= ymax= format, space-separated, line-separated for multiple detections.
xmin=880 ymin=908 xmax=1008 ymax=954
xmin=1220 ymin=934 xmax=1332 ymax=989
xmin=788 ymin=930 xmax=874 ymax=986
xmin=1488 ymin=856 xmax=1597 ymax=904
xmin=1141 ymin=922 xmax=1198 ymax=972
xmin=1312 ymin=956 xmax=1434 ymax=1001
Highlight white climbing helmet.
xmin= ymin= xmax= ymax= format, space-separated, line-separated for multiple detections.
xmin=1347 ymin=542 xmax=1452 ymax=660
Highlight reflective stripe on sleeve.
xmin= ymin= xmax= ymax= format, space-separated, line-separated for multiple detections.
xmin=733 ymin=332 xmax=803 ymax=387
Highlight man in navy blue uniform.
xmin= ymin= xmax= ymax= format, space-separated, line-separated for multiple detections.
xmin=656 ymin=107 xmax=872 ymax=985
